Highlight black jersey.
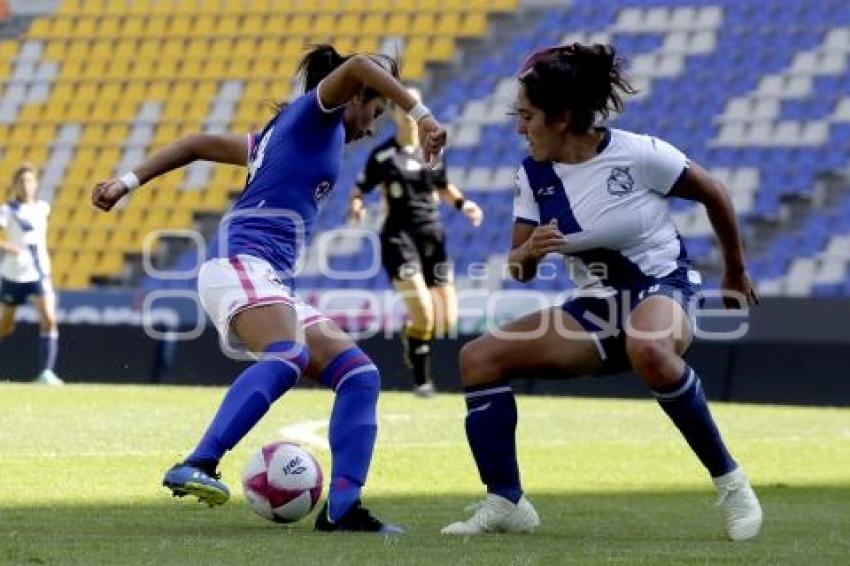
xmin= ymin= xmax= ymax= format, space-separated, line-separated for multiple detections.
xmin=355 ymin=136 xmax=448 ymax=230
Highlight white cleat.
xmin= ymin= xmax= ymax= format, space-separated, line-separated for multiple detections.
xmin=413 ymin=382 xmax=435 ymax=398
xmin=713 ymin=467 xmax=762 ymax=541
xmin=33 ymin=370 xmax=64 ymax=386
xmin=441 ymin=494 xmax=539 ymax=535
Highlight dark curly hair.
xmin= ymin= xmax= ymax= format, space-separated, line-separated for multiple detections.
xmin=518 ymin=43 xmax=636 ymax=133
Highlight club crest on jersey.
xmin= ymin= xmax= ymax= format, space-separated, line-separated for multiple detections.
xmin=266 ymin=269 xmax=284 ymax=288
xmin=314 ymin=181 xmax=333 ymax=202
xmin=606 ymin=167 xmax=634 ymax=196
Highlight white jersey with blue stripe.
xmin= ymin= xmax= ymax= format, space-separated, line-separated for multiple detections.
xmin=0 ymin=199 xmax=51 ymax=283
xmin=513 ymin=128 xmax=692 ymax=288
xmin=221 ymin=87 xmax=345 ymax=289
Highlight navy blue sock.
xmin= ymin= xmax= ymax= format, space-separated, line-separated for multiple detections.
xmin=464 ymin=383 xmax=523 ymax=504
xmin=321 ymin=347 xmax=380 ymax=522
xmin=38 ymin=331 xmax=59 ymax=372
xmin=187 ymin=341 xmax=308 ymax=467
xmin=654 ymin=366 xmax=737 ymax=477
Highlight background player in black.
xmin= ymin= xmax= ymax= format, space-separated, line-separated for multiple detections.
xmin=350 ymin=87 xmax=483 ymax=396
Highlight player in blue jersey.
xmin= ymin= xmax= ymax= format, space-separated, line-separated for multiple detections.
xmin=0 ymin=163 xmax=62 ymax=385
xmin=92 ymin=45 xmax=446 ymax=533
xmin=441 ymin=44 xmax=762 ymax=541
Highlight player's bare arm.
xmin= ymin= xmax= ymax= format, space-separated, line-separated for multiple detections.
xmin=507 ymin=219 xmax=567 ymax=282
xmin=91 ymin=133 xmax=250 ymax=212
xmin=438 ymin=183 xmax=484 ymax=227
xmin=318 ymin=55 xmax=447 ymax=165
xmin=668 ymin=161 xmax=758 ymax=307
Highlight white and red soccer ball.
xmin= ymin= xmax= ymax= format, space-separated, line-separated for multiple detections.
xmin=242 ymin=441 xmax=323 ymax=523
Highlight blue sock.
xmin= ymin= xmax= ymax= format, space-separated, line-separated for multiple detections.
xmin=187 ymin=341 xmax=308 ymax=467
xmin=321 ymin=347 xmax=380 ymax=522
xmin=464 ymin=383 xmax=523 ymax=504
xmin=39 ymin=331 xmax=59 ymax=372
xmin=654 ymin=366 xmax=737 ymax=477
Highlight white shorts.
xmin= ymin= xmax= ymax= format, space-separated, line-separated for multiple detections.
xmin=197 ymin=254 xmax=328 ymax=352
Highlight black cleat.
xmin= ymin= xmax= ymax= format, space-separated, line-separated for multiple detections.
xmin=314 ymin=500 xmax=404 ymax=534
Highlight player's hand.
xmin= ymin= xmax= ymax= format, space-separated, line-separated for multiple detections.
xmin=91 ymin=179 xmax=129 ymax=212
xmin=721 ymin=269 xmax=758 ymax=309
xmin=348 ymin=204 xmax=367 ymax=224
xmin=417 ymin=115 xmax=446 ymax=168
xmin=462 ymin=200 xmax=484 ymax=227
xmin=527 ymin=219 xmax=569 ymax=259
xmin=2 ymin=243 xmax=21 ymax=255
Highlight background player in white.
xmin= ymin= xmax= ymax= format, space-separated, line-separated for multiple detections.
xmin=441 ymin=44 xmax=762 ymax=541
xmin=349 ymin=87 xmax=483 ymax=397
xmin=0 ymin=163 xmax=61 ymax=385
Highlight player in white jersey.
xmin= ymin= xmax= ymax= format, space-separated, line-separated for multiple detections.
xmin=442 ymin=44 xmax=762 ymax=541
xmin=0 ymin=163 xmax=62 ymax=385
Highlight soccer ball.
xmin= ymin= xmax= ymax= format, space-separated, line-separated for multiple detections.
xmin=242 ymin=441 xmax=323 ymax=523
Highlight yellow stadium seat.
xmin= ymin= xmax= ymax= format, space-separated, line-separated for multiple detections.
xmin=359 ymin=14 xmax=384 ymax=37
xmin=437 ymin=12 xmax=462 ymax=35
xmin=66 ymin=40 xmax=90 ymax=60
xmin=287 ymin=14 xmax=312 ymax=35
xmin=216 ymin=15 xmax=239 ymax=36
xmin=27 ymin=18 xmax=51 ymax=39
xmin=313 ymin=14 xmax=337 ymax=36
xmin=119 ymin=17 xmax=143 ymax=38
xmin=145 ymin=81 xmax=170 ymax=100
xmin=460 ymin=12 xmax=488 ymax=37
xmin=83 ymin=59 xmax=108 ymax=77
xmin=429 ymin=36 xmax=456 ymax=62
xmin=169 ymin=15 xmax=192 ymax=37
xmin=61 ymin=270 xmax=91 ymax=290
xmin=98 ymin=17 xmax=121 ymax=37
xmin=257 ymin=14 xmax=288 ymax=35
xmin=95 ymin=252 xmax=124 ymax=276
xmin=143 ymin=16 xmax=168 ymax=37
xmin=42 ymin=39 xmax=66 ymax=60
xmin=184 ymin=37 xmax=208 ymax=59
xmin=385 ymin=14 xmax=410 ymax=35
xmin=190 ymin=15 xmax=217 ymax=37
xmin=233 ymin=37 xmax=256 ymax=60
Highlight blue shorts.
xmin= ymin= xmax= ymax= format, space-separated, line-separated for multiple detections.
xmin=561 ymin=267 xmax=703 ymax=375
xmin=0 ymin=278 xmax=49 ymax=306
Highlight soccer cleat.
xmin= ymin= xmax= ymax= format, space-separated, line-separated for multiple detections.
xmin=162 ymin=462 xmax=230 ymax=507
xmin=33 ymin=370 xmax=63 ymax=386
xmin=314 ymin=500 xmax=405 ymax=534
xmin=441 ymin=494 xmax=539 ymax=535
xmin=713 ymin=467 xmax=762 ymax=541
xmin=413 ymin=381 xmax=435 ymax=398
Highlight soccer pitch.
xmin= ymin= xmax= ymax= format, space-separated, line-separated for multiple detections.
xmin=0 ymin=384 xmax=847 ymax=565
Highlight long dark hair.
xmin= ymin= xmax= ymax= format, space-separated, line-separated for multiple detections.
xmin=518 ymin=43 xmax=636 ymax=133
xmin=271 ymin=44 xmax=400 ymax=112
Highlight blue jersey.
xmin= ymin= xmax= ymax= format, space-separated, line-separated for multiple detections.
xmin=221 ymin=88 xmax=345 ymax=288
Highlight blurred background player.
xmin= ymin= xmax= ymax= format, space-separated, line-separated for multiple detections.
xmin=349 ymin=87 xmax=483 ymax=397
xmin=441 ymin=44 xmax=762 ymax=540
xmin=92 ymin=45 xmax=446 ymax=533
xmin=0 ymin=163 xmax=61 ymax=385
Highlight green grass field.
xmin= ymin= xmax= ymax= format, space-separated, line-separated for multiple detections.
xmin=0 ymin=383 xmax=847 ymax=565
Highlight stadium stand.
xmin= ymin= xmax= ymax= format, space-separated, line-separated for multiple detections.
xmin=0 ymin=0 xmax=516 ymax=290
xmin=0 ymin=0 xmax=848 ymax=297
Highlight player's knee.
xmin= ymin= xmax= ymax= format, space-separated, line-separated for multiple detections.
xmin=459 ymin=339 xmax=502 ymax=386
xmin=262 ymin=340 xmax=310 ymax=375
xmin=626 ymin=338 xmax=679 ymax=387
xmin=0 ymin=319 xmax=15 ymax=338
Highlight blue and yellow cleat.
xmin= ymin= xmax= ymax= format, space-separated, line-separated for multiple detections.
xmin=162 ymin=462 xmax=230 ymax=507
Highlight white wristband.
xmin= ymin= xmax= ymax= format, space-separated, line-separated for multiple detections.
xmin=119 ymin=171 xmax=140 ymax=192
xmin=408 ymin=102 xmax=431 ymax=123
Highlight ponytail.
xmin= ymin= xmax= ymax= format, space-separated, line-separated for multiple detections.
xmin=297 ymin=44 xmax=347 ymax=92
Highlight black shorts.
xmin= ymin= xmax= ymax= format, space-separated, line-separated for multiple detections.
xmin=380 ymin=226 xmax=453 ymax=287
xmin=0 ymin=277 xmax=49 ymax=306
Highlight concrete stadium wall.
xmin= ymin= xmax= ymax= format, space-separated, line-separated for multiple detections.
xmin=1 ymin=298 xmax=848 ymax=407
